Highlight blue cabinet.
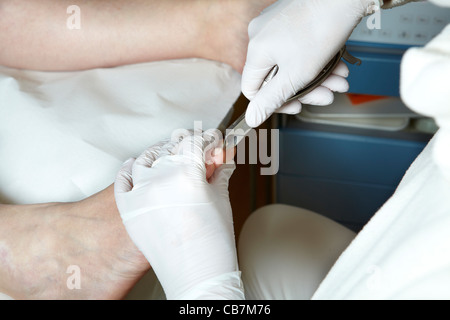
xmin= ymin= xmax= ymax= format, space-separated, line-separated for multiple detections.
xmin=345 ymin=46 xmax=404 ymax=97
xmin=274 ymin=1 xmax=448 ymax=231
xmin=276 ymin=121 xmax=430 ymax=231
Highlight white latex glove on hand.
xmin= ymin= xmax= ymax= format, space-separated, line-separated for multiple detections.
xmin=114 ymin=131 xmax=243 ymax=300
xmin=242 ymin=0 xmax=380 ymax=127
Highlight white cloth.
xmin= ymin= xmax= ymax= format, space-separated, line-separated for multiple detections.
xmin=0 ymin=58 xmax=241 ymax=300
xmin=0 ymin=59 xmax=241 ymax=205
xmin=239 ymin=7 xmax=450 ymax=299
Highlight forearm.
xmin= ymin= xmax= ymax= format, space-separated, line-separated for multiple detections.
xmin=0 ymin=0 xmax=215 ymax=71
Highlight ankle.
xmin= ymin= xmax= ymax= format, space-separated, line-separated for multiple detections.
xmin=196 ymin=0 xmax=277 ymax=73
xmin=194 ymin=0 xmax=245 ymax=73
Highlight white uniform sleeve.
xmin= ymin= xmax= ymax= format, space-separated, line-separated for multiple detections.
xmin=313 ymin=21 xmax=450 ymax=300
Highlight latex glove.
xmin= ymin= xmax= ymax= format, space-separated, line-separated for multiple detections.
xmin=242 ymin=0 xmax=381 ymax=127
xmin=114 ymin=131 xmax=243 ymax=300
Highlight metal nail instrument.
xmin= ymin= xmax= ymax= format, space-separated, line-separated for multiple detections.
xmin=223 ymin=46 xmax=361 ymax=150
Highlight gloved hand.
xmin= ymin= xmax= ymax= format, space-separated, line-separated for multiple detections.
xmin=242 ymin=0 xmax=381 ymax=128
xmin=114 ymin=131 xmax=243 ymax=300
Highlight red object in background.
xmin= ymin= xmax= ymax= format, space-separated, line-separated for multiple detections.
xmin=346 ymin=93 xmax=388 ymax=105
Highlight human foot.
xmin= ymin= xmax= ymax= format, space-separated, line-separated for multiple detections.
xmin=201 ymin=0 xmax=277 ymax=73
xmin=0 ymin=185 xmax=150 ymax=300
xmin=0 ymin=143 xmax=233 ymax=300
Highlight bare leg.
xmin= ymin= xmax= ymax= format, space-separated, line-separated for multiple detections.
xmin=0 ymin=185 xmax=149 ymax=300
xmin=0 ymin=0 xmax=276 ymax=73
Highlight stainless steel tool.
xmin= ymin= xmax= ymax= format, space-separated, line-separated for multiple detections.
xmin=223 ymin=46 xmax=361 ymax=150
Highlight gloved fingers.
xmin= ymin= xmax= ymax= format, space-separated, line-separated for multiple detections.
xmin=114 ymin=158 xmax=136 ymax=194
xmin=205 ymin=145 xmax=237 ymax=181
xmin=205 ymin=139 xmax=222 ymax=180
xmin=202 ymin=129 xmax=223 ymax=162
xmin=241 ymin=62 xmax=277 ymax=100
xmin=135 ymin=129 xmax=195 ymax=170
xmin=168 ymin=129 xmax=195 ymax=155
xmin=245 ymin=69 xmax=300 ymax=127
xmin=209 ymin=161 xmax=236 ymax=191
xmin=320 ymin=74 xmax=350 ymax=93
xmin=245 ymin=70 xmax=349 ymax=126
xmin=274 ymin=100 xmax=302 ymax=115
xmin=298 ymin=86 xmax=334 ymax=106
xmin=331 ymin=61 xmax=350 ymax=78
xmin=133 ymin=139 xmax=175 ymax=170
xmin=131 ymin=138 xmax=181 ymax=186
xmin=206 ymin=162 xmax=216 ymax=181
xmin=177 ymin=129 xmax=223 ymax=169
xmin=204 ymin=137 xmax=223 ymax=165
